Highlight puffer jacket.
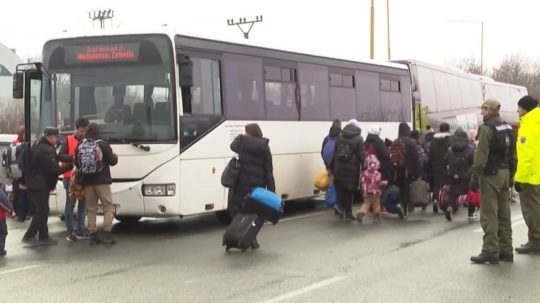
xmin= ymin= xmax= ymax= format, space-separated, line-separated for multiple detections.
xmin=330 ymin=124 xmax=364 ymax=191
xmin=230 ymin=135 xmax=275 ymax=207
xmin=427 ymin=132 xmax=452 ymax=193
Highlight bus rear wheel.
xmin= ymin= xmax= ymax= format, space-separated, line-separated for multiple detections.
xmin=215 ymin=210 xmax=232 ymax=225
xmin=115 ymin=216 xmax=142 ymax=224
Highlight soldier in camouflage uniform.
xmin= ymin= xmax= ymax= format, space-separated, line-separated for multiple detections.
xmin=470 ymin=99 xmax=517 ymax=264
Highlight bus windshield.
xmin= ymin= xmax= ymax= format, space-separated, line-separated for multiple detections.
xmin=42 ymin=34 xmax=176 ymax=142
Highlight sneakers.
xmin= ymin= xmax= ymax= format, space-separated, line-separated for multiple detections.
xmin=0 ymin=250 xmax=6 ymax=256
xmin=515 ymin=242 xmax=540 ymax=254
xmin=341 ymin=212 xmax=354 ymax=222
xmin=38 ymin=237 xmax=58 ymax=246
xmin=333 ymin=205 xmax=343 ymax=216
xmin=66 ymin=233 xmax=78 ymax=242
xmin=21 ymin=236 xmax=40 ymax=247
xmin=76 ymin=230 xmax=90 ymax=240
xmin=396 ymin=205 xmax=405 ymax=220
xmin=98 ymin=232 xmax=117 ymax=245
xmin=445 ymin=207 xmax=453 ymax=222
xmin=470 ymin=252 xmax=499 ymax=264
xmin=356 ymin=212 xmax=365 ymax=223
xmin=373 ymin=214 xmax=381 ymax=224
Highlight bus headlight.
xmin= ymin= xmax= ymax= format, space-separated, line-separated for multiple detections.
xmin=142 ymin=184 xmax=176 ymax=196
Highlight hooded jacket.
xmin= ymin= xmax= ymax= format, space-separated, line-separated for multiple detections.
xmin=427 ymin=132 xmax=452 ymax=186
xmin=515 ymin=107 xmax=540 ymax=185
xmin=395 ymin=123 xmax=420 ymax=183
xmin=230 ymin=134 xmax=276 ymax=207
xmin=321 ymin=126 xmax=341 ymax=166
xmin=330 ymin=124 xmax=364 ymax=191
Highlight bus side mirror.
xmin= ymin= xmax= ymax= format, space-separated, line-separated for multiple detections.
xmin=13 ymin=72 xmax=24 ymax=99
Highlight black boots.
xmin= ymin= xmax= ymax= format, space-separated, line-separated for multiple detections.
xmin=470 ymin=252 xmax=499 ymax=264
xmin=515 ymin=242 xmax=540 ymax=254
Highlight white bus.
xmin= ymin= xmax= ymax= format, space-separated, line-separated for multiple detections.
xmin=14 ymin=30 xmax=412 ymax=223
xmin=395 ymin=59 xmax=527 ymax=132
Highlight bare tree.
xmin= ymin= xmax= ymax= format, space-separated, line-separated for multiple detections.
xmin=451 ymin=57 xmax=484 ymax=75
xmin=0 ymin=100 xmax=24 ymax=134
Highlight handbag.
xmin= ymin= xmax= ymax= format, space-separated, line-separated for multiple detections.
xmin=314 ymin=171 xmax=329 ymax=191
xmin=221 ymin=155 xmax=241 ymax=188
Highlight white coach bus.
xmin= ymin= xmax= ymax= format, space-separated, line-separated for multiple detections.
xmin=14 ymin=30 xmax=412 ymax=223
xmin=395 ymin=60 xmax=527 ymax=132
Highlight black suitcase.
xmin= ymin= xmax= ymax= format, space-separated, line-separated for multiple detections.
xmin=223 ymin=213 xmax=264 ymax=252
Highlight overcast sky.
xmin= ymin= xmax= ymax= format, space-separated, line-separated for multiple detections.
xmin=1 ymin=0 xmax=537 ymax=70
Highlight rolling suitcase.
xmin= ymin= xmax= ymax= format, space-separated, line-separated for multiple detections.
xmin=223 ymin=213 xmax=264 ymax=252
xmin=410 ymin=179 xmax=430 ymax=209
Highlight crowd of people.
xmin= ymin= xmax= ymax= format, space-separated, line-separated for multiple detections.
xmin=1 ymin=96 xmax=539 ymax=265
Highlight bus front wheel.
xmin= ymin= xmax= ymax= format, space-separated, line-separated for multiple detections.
xmin=215 ymin=210 xmax=232 ymax=225
xmin=115 ymin=216 xmax=142 ymax=224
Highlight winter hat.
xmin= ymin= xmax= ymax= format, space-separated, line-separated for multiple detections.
xmin=346 ymin=119 xmax=361 ymax=129
xmin=517 ymin=95 xmax=538 ymax=112
xmin=368 ymin=125 xmax=381 ymax=135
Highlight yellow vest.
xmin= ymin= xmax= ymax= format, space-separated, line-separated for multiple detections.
xmin=515 ymin=107 xmax=540 ymax=185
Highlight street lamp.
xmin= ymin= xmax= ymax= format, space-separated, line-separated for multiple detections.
xmin=448 ymin=19 xmax=484 ymax=74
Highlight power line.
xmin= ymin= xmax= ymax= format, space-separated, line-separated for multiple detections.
xmin=88 ymin=9 xmax=115 ymax=29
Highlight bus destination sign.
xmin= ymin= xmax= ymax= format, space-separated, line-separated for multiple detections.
xmin=66 ymin=43 xmax=139 ymax=64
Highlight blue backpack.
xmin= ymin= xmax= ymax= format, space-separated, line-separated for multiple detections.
xmin=322 ymin=136 xmax=337 ymax=166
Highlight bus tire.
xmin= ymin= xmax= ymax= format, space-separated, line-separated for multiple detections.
xmin=115 ymin=216 xmax=142 ymax=224
xmin=215 ymin=210 xmax=232 ymax=225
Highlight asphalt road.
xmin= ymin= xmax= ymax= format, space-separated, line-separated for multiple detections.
xmin=1 ymin=201 xmax=538 ymax=303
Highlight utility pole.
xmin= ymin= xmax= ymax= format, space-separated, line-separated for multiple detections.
xmin=89 ymin=9 xmax=115 ymax=29
xmin=387 ymin=0 xmax=391 ymax=60
xmin=370 ymin=0 xmax=375 ymax=59
xmin=227 ymin=15 xmax=263 ymax=39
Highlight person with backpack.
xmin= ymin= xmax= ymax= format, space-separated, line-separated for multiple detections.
xmin=427 ymin=123 xmax=452 ymax=213
xmin=441 ymin=130 xmax=474 ymax=221
xmin=22 ymin=127 xmax=73 ymax=247
xmin=389 ymin=123 xmax=420 ymax=218
xmin=356 ymin=154 xmax=387 ymax=223
xmin=514 ymin=96 xmax=540 ymax=254
xmin=229 ymin=123 xmax=275 ymax=249
xmin=470 ymin=99 xmax=516 ymax=264
xmin=76 ymin=123 xmax=118 ymax=246
xmin=58 ymin=117 xmax=90 ymax=242
xmin=329 ymin=119 xmax=364 ymax=221
xmin=7 ymin=126 xmax=30 ymax=222
xmin=321 ymin=119 xmax=341 ymax=210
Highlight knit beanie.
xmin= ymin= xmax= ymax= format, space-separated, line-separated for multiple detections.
xmin=518 ymin=95 xmax=538 ymax=112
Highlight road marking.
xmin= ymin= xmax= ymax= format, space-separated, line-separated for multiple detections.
xmin=0 ymin=265 xmax=40 ymax=275
xmin=261 ymin=276 xmax=346 ymax=303
xmin=474 ymin=215 xmax=524 ymax=233
xmin=279 ymin=211 xmax=327 ymax=223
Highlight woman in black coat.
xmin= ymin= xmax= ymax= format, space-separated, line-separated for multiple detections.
xmin=330 ymin=120 xmax=364 ymax=221
xmin=393 ymin=123 xmax=420 ymax=216
xmin=427 ymin=123 xmax=452 ymax=206
xmin=229 ymin=123 xmax=275 ymax=248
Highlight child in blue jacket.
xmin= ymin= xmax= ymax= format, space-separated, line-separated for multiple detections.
xmin=0 ymin=188 xmax=15 ymax=256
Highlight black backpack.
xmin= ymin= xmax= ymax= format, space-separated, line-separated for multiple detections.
xmin=336 ymin=142 xmax=354 ymax=161
xmin=447 ymin=149 xmax=470 ymax=179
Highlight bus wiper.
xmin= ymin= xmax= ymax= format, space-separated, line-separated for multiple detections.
xmin=105 ymin=138 xmax=151 ymax=152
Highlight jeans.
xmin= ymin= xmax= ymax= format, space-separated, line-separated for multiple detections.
xmin=63 ymin=179 xmax=86 ymax=235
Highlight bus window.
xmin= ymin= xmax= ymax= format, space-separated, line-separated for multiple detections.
xmin=298 ymin=63 xmax=329 ymax=121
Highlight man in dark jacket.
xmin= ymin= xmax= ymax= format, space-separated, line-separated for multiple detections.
xmin=427 ymin=123 xmax=452 ymax=212
xmin=330 ymin=119 xmax=364 ymax=221
xmin=76 ymin=123 xmax=118 ymax=245
xmin=442 ymin=130 xmax=474 ymax=221
xmin=22 ymin=127 xmax=73 ymax=246
xmin=393 ymin=123 xmax=420 ymax=218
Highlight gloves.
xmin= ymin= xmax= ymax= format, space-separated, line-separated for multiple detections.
xmin=515 ymin=182 xmax=523 ymax=193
